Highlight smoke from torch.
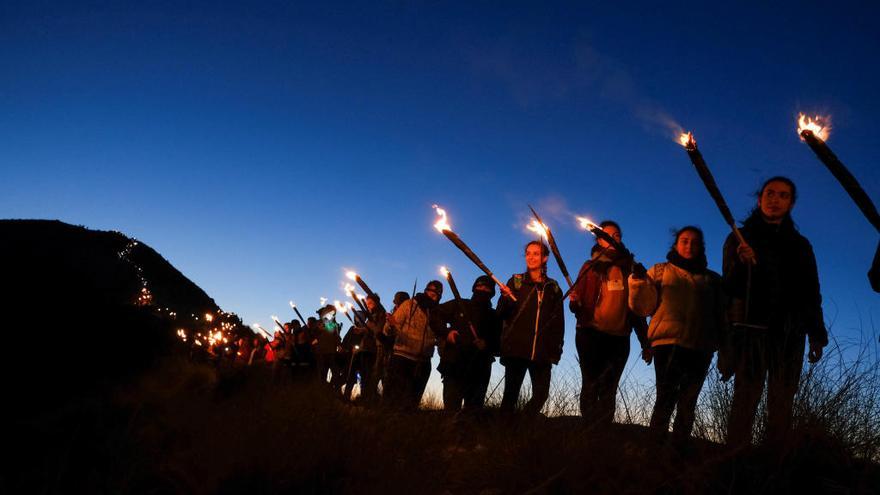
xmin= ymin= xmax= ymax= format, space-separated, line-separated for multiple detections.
xmin=433 ymin=205 xmax=515 ymax=300
xmin=797 ymin=114 xmax=880 ymax=233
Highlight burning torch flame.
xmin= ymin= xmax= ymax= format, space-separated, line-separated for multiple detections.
xmin=345 ymin=271 xmax=358 ymax=282
xmin=798 ymin=113 xmax=830 ymax=141
xmin=576 ymin=216 xmax=600 ymax=232
xmin=526 ymin=219 xmax=550 ymax=241
xmin=320 ymin=297 xmax=328 ymax=306
xmin=205 ymin=313 xmax=213 ymax=322
xmin=440 ymin=265 xmax=450 ymax=278
xmin=345 ymin=302 xmax=354 ymax=311
xmin=289 ymin=301 xmax=296 ymax=309
xmin=344 ymin=283 xmax=356 ymax=296
xmin=334 ymin=300 xmax=346 ymax=312
xmin=356 ymin=293 xmax=367 ymax=301
xmin=433 ymin=204 xmax=451 ymax=232
xmin=678 ymin=132 xmax=696 ymax=149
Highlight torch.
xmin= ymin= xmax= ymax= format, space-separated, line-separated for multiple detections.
xmin=678 ymin=131 xmax=756 ymax=324
xmin=334 ymin=300 xmax=355 ymax=325
xmin=797 ymin=114 xmax=880 ymax=233
xmin=345 ymin=271 xmax=387 ymax=313
xmin=440 ymin=266 xmax=484 ymax=348
xmin=433 ymin=205 xmax=515 ymax=301
xmin=345 ymin=283 xmax=370 ymax=315
xmin=288 ymin=301 xmax=307 ymax=326
xmin=271 ymin=315 xmax=287 ymax=333
xmin=678 ymin=132 xmax=749 ymax=246
xmin=251 ymin=323 xmax=273 ymax=341
xmin=528 ymin=205 xmax=574 ymax=288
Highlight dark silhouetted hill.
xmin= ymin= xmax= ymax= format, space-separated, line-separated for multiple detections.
xmin=0 ymin=219 xmax=220 ymax=416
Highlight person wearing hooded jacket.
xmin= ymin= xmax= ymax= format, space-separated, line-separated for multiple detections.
xmin=497 ymin=241 xmax=565 ymax=415
xmin=434 ymin=275 xmax=502 ymax=411
xmin=569 ymin=220 xmax=648 ymax=425
xmin=722 ymin=176 xmax=827 ymax=448
xmin=383 ymin=280 xmax=444 ymax=409
xmin=629 ymin=226 xmax=725 ymax=445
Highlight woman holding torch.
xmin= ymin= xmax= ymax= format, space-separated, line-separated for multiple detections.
xmin=722 ymin=176 xmax=827 ymax=448
xmin=628 ymin=226 xmax=725 ymax=447
xmin=569 ymin=221 xmax=647 ymax=426
xmin=497 ymin=241 xmax=565 ymax=416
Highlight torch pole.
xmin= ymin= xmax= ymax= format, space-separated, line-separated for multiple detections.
xmin=683 ymin=143 xmax=748 ymax=246
xmin=351 ymin=274 xmax=387 ymax=313
xmin=291 ymin=306 xmax=307 ymax=327
xmin=801 ymin=130 xmax=880 ymax=233
xmin=443 ymin=268 xmax=481 ymax=343
xmin=529 ymin=205 xmax=574 ymax=288
xmin=440 ymin=229 xmax=515 ymax=301
xmin=682 ymin=137 xmax=753 ymax=322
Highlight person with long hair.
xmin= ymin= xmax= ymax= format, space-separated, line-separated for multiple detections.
xmin=722 ymin=176 xmax=827 ymax=448
xmin=629 ymin=226 xmax=725 ymax=446
xmin=569 ymin=221 xmax=648 ymax=426
xmin=497 ymin=241 xmax=565 ymax=415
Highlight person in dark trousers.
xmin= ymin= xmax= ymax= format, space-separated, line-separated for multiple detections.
xmin=312 ymin=306 xmax=342 ymax=385
xmin=497 ymin=241 xmax=565 ymax=416
xmin=362 ymin=293 xmax=387 ymax=405
xmin=722 ymin=176 xmax=827 ymax=449
xmin=629 ymin=226 xmax=725 ymax=446
xmin=340 ymin=317 xmax=368 ymax=401
xmin=383 ymin=281 xmax=443 ymax=410
xmin=569 ymin=221 xmax=647 ymax=426
xmin=434 ymin=275 xmax=502 ymax=411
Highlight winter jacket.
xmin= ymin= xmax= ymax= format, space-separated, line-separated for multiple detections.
xmin=313 ymin=320 xmax=342 ymax=355
xmin=384 ymin=294 xmax=438 ymax=362
xmin=629 ymin=262 xmax=725 ymax=352
xmin=497 ymin=273 xmax=565 ymax=365
xmin=434 ymin=296 xmax=502 ymax=367
xmin=722 ymin=214 xmax=827 ymax=345
xmin=570 ymin=249 xmax=648 ymax=345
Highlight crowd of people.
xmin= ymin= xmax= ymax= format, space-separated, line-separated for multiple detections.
xmin=222 ymin=176 xmax=836 ymax=450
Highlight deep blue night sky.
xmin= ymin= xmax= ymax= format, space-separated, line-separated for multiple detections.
xmin=3 ymin=1 xmax=878 ymax=391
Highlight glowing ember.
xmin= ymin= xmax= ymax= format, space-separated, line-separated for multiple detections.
xmin=576 ymin=216 xmax=600 ymax=232
xmin=433 ymin=204 xmax=451 ymax=232
xmin=798 ymin=113 xmax=830 ymax=141
xmin=678 ymin=131 xmax=695 ymax=148
xmin=526 ymin=219 xmax=550 ymax=241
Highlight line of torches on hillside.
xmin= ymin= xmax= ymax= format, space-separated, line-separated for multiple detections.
xmin=169 ymin=113 xmax=875 ymax=349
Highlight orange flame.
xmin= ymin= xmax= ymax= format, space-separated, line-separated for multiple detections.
xmin=334 ymin=300 xmax=346 ymax=312
xmin=345 ymin=270 xmax=358 ymax=281
xmin=204 ymin=313 xmax=213 ymax=322
xmin=798 ymin=113 xmax=830 ymax=141
xmin=433 ymin=205 xmax=451 ymax=232
xmin=678 ymin=131 xmax=695 ymax=148
xmin=576 ymin=216 xmax=599 ymax=232
xmin=439 ymin=265 xmax=450 ymax=278
xmin=526 ymin=219 xmax=550 ymax=241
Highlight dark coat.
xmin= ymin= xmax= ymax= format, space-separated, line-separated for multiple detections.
xmin=496 ymin=273 xmax=565 ymax=365
xmin=434 ymin=296 xmax=502 ymax=368
xmin=722 ymin=214 xmax=827 ymax=345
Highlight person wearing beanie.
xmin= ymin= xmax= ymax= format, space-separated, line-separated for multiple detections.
xmin=383 ymin=280 xmax=444 ymax=409
xmin=497 ymin=241 xmax=565 ymax=416
xmin=313 ymin=304 xmax=343 ymax=385
xmin=434 ymin=275 xmax=502 ymax=411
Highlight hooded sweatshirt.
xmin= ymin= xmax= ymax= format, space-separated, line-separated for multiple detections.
xmin=497 ymin=272 xmax=564 ymax=365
